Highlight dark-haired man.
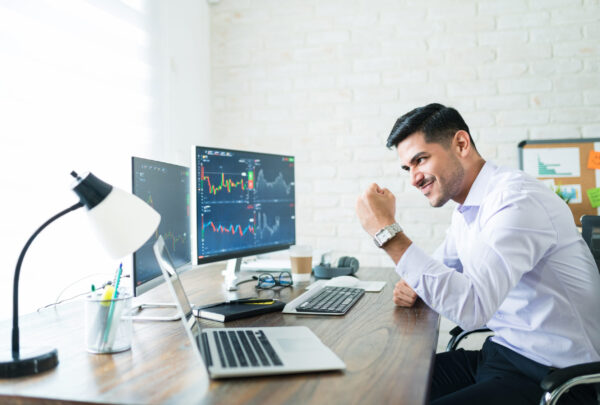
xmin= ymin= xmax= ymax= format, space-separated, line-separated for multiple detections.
xmin=355 ymin=103 xmax=600 ymax=404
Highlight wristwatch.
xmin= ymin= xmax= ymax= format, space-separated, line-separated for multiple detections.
xmin=373 ymin=223 xmax=403 ymax=248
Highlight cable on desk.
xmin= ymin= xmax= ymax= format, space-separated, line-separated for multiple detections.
xmin=36 ymin=274 xmax=130 ymax=312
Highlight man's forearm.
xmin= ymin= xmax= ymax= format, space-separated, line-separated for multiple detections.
xmin=382 ymin=232 xmax=413 ymax=265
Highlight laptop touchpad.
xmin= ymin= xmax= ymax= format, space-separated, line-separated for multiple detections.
xmin=277 ymin=338 xmax=321 ymax=352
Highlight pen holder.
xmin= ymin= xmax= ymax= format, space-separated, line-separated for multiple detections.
xmin=85 ymin=291 xmax=132 ymax=354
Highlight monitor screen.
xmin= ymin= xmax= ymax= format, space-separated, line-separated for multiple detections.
xmin=132 ymin=157 xmax=191 ymax=296
xmin=191 ymin=146 xmax=295 ymax=265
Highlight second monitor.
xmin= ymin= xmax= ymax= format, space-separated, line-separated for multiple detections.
xmin=131 ymin=156 xmax=191 ymax=320
xmin=190 ymin=146 xmax=296 ymax=275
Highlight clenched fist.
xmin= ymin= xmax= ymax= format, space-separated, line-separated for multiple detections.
xmin=356 ymin=183 xmax=397 ymax=237
xmin=393 ymin=279 xmax=417 ymax=307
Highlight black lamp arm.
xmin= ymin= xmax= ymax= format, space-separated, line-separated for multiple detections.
xmin=12 ymin=201 xmax=84 ymax=356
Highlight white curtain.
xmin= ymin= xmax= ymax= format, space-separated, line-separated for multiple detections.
xmin=0 ymin=0 xmax=162 ymax=320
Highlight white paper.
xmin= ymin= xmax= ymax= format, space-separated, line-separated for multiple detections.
xmin=306 ymin=279 xmax=386 ymax=292
xmin=522 ymin=147 xmax=580 ymax=178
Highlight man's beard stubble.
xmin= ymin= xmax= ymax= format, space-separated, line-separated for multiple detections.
xmin=429 ymin=158 xmax=464 ymax=208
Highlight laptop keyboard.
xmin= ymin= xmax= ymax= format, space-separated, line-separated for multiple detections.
xmin=296 ymin=286 xmax=365 ymax=314
xmin=209 ymin=330 xmax=283 ymax=368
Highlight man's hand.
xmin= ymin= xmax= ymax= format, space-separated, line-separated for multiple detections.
xmin=355 ymin=183 xmax=397 ymax=237
xmin=393 ymin=279 xmax=417 ymax=307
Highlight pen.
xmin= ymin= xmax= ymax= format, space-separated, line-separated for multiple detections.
xmin=113 ymin=263 xmax=123 ymax=298
xmin=239 ymin=300 xmax=275 ymax=305
xmin=226 ymin=298 xmax=275 ymax=304
xmin=102 ymin=263 xmax=123 ymax=348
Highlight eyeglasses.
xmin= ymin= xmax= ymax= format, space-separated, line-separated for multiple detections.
xmin=254 ymin=272 xmax=293 ymax=289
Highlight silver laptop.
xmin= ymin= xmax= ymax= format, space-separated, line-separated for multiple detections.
xmin=153 ymin=236 xmax=346 ymax=379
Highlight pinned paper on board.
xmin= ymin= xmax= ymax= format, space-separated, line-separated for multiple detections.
xmin=587 ymin=150 xmax=600 ymax=170
xmin=554 ymin=184 xmax=582 ymax=204
xmin=587 ymin=188 xmax=600 ymax=208
xmin=522 ymin=147 xmax=581 ymax=178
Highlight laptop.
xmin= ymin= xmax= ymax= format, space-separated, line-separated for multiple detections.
xmin=153 ymin=235 xmax=346 ymax=378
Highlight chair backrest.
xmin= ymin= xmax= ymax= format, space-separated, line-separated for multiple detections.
xmin=581 ymin=215 xmax=600 ymax=272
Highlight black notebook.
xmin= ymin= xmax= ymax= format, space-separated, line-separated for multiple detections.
xmin=192 ymin=299 xmax=286 ymax=322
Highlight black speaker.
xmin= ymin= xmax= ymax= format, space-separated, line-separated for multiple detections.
xmin=313 ymin=256 xmax=360 ymax=279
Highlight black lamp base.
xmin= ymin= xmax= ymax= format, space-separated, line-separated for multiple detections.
xmin=0 ymin=347 xmax=58 ymax=378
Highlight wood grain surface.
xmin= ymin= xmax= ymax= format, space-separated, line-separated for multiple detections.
xmin=0 ymin=266 xmax=439 ymax=405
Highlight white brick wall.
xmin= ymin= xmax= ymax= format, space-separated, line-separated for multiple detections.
xmin=209 ymin=0 xmax=600 ymax=273
xmin=209 ymin=0 xmax=599 ymax=350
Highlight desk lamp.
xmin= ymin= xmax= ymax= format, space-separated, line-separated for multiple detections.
xmin=0 ymin=171 xmax=160 ymax=378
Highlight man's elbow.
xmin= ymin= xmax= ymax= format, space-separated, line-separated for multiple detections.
xmin=455 ymin=298 xmax=495 ymax=331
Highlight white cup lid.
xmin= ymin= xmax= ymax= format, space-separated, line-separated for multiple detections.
xmin=290 ymin=244 xmax=312 ymax=256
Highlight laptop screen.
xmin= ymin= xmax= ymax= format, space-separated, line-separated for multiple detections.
xmin=153 ymin=236 xmax=211 ymax=388
xmin=153 ymin=235 xmax=203 ymax=345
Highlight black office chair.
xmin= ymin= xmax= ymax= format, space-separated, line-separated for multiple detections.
xmin=581 ymin=215 xmax=600 ymax=272
xmin=445 ymin=215 xmax=600 ymax=405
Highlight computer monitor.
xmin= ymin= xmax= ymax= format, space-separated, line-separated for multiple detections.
xmin=131 ymin=157 xmax=191 ymax=301
xmin=190 ymin=146 xmax=295 ymax=287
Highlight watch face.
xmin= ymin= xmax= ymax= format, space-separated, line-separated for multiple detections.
xmin=379 ymin=229 xmax=391 ymax=239
xmin=375 ymin=224 xmax=402 ymax=247
xmin=375 ymin=229 xmax=391 ymax=245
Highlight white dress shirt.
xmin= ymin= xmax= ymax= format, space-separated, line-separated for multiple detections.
xmin=396 ymin=161 xmax=600 ymax=368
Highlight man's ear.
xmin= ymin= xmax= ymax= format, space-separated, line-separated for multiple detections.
xmin=453 ymin=130 xmax=472 ymax=157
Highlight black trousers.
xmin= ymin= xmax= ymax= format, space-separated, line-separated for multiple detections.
xmin=430 ymin=338 xmax=596 ymax=405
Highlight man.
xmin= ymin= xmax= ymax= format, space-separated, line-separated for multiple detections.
xmin=355 ymin=103 xmax=600 ymax=404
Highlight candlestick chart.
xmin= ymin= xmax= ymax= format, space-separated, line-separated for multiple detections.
xmin=195 ymin=148 xmax=295 ymax=260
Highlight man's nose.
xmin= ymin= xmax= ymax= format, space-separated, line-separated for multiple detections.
xmin=411 ymin=169 xmax=424 ymax=188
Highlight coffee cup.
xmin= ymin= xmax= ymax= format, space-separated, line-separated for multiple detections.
xmin=289 ymin=245 xmax=312 ymax=283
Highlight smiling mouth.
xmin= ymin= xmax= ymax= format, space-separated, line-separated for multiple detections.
xmin=419 ymin=180 xmax=434 ymax=195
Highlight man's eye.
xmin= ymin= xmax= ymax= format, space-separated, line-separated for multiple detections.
xmin=416 ymin=157 xmax=425 ymax=164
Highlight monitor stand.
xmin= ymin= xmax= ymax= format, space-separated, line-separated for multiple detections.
xmin=124 ymin=303 xmax=181 ymax=322
xmin=223 ymin=258 xmax=242 ymax=291
xmin=222 ymin=258 xmax=255 ymax=291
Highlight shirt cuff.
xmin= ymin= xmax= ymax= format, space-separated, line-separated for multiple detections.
xmin=395 ymin=243 xmax=436 ymax=287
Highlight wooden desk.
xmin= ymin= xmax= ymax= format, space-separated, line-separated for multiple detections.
xmin=0 ymin=266 xmax=439 ymax=404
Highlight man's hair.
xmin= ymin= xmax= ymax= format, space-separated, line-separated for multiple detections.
xmin=386 ymin=103 xmax=475 ymax=150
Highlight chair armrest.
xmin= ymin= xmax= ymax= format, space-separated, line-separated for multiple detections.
xmin=540 ymin=362 xmax=600 ymax=392
xmin=446 ymin=326 xmax=492 ymax=351
xmin=449 ymin=326 xmax=464 ymax=337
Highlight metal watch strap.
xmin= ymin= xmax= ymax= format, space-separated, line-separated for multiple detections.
xmin=373 ymin=223 xmax=403 ymax=248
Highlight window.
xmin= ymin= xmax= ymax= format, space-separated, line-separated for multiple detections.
xmin=0 ymin=0 xmax=161 ymax=319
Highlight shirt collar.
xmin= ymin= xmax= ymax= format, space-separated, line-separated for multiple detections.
xmin=457 ymin=161 xmax=496 ymax=213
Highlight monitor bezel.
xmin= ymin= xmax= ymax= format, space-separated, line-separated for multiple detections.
xmin=190 ymin=145 xmax=296 ymax=266
xmin=131 ymin=156 xmax=192 ymax=297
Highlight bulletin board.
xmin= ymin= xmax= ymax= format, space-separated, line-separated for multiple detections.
xmin=518 ymin=138 xmax=600 ymax=226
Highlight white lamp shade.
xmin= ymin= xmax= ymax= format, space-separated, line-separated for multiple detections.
xmin=85 ymin=186 xmax=161 ymax=259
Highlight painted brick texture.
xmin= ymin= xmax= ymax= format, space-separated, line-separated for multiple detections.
xmin=210 ymin=0 xmax=600 ymax=267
